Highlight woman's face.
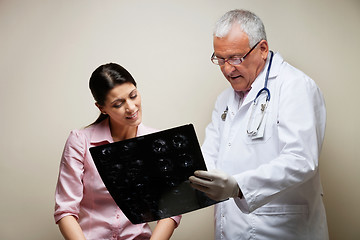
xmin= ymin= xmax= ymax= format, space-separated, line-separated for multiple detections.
xmin=97 ymin=82 xmax=142 ymax=128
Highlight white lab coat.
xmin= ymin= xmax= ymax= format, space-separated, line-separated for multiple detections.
xmin=202 ymin=52 xmax=329 ymax=240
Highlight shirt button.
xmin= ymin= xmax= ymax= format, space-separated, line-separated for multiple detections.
xmin=116 ymin=214 xmax=120 ymax=219
xmin=228 ymin=143 xmax=231 ymax=147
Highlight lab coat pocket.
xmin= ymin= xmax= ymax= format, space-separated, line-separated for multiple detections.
xmin=244 ymin=109 xmax=273 ymax=145
xmin=253 ymin=205 xmax=309 ymax=239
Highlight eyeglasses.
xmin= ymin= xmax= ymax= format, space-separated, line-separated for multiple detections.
xmin=211 ymin=41 xmax=260 ymax=66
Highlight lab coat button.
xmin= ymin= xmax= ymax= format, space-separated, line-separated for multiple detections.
xmin=228 ymin=143 xmax=231 ymax=147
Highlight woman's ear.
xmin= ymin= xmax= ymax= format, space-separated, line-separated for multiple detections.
xmin=95 ymin=102 xmax=106 ymax=115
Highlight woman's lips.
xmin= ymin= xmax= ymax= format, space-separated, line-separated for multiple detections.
xmin=126 ymin=111 xmax=138 ymax=120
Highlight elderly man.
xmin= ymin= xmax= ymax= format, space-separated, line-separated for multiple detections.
xmin=190 ymin=9 xmax=329 ymax=239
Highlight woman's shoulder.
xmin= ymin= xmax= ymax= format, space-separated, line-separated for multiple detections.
xmin=65 ymin=124 xmax=98 ymax=145
xmin=64 ymin=129 xmax=87 ymax=148
xmin=68 ymin=125 xmax=92 ymax=137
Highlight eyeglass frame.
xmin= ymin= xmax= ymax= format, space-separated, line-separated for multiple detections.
xmin=211 ymin=41 xmax=261 ymax=66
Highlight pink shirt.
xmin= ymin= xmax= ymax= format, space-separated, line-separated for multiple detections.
xmin=54 ymin=119 xmax=181 ymax=240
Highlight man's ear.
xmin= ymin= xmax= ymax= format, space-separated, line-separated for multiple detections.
xmin=259 ymin=40 xmax=269 ymax=60
xmin=95 ymin=102 xmax=106 ymax=114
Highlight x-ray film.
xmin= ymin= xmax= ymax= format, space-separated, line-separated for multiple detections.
xmin=90 ymin=124 xmax=219 ymax=224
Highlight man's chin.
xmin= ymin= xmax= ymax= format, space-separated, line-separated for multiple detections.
xmin=229 ymin=81 xmax=248 ymax=92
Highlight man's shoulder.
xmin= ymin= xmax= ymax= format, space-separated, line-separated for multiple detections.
xmin=217 ymin=87 xmax=234 ymax=100
xmin=271 ymin=57 xmax=318 ymax=92
xmin=276 ymin=57 xmax=322 ymax=96
xmin=276 ymin=53 xmax=312 ymax=81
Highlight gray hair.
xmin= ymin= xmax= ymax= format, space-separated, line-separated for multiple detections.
xmin=214 ymin=9 xmax=267 ymax=47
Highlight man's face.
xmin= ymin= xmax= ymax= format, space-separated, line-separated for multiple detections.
xmin=213 ymin=26 xmax=268 ymax=92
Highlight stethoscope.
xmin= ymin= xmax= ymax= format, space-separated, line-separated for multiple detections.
xmin=221 ymin=51 xmax=274 ymax=137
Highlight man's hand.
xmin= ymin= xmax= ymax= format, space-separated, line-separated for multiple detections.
xmin=189 ymin=169 xmax=240 ymax=201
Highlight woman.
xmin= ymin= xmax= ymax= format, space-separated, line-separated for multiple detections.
xmin=54 ymin=63 xmax=181 ymax=240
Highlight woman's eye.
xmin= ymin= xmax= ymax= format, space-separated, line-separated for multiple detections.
xmin=130 ymin=94 xmax=137 ymax=99
xmin=113 ymin=102 xmax=124 ymax=108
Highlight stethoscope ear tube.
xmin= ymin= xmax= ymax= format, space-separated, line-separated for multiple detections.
xmin=264 ymin=51 xmax=274 ymax=89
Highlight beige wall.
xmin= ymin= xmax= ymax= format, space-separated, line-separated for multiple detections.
xmin=0 ymin=0 xmax=359 ymax=239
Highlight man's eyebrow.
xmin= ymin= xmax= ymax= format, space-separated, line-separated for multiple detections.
xmin=215 ymin=52 xmax=244 ymax=58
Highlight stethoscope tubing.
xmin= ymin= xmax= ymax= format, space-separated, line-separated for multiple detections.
xmin=246 ymin=50 xmax=274 ymax=136
xmin=221 ymin=50 xmax=274 ymax=126
xmin=253 ymin=50 xmax=274 ymax=103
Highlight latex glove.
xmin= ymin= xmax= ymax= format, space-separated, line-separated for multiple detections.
xmin=189 ymin=169 xmax=239 ymax=201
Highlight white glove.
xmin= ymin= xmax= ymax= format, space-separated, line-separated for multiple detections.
xmin=189 ymin=169 xmax=240 ymax=201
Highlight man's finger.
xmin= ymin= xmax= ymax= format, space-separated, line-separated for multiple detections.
xmin=189 ymin=175 xmax=213 ymax=187
xmin=193 ymin=170 xmax=216 ymax=181
xmin=189 ymin=182 xmax=211 ymax=194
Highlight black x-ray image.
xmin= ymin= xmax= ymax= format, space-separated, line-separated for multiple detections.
xmin=90 ymin=124 xmax=219 ymax=224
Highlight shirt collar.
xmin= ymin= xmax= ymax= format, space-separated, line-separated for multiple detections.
xmin=136 ymin=123 xmax=148 ymax=137
xmin=90 ymin=118 xmax=146 ymax=144
xmin=90 ymin=118 xmax=113 ymax=144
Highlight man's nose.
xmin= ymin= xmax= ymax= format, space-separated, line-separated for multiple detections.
xmin=223 ymin=62 xmax=236 ymax=74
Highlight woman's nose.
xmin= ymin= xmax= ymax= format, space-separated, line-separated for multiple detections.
xmin=125 ymin=101 xmax=136 ymax=112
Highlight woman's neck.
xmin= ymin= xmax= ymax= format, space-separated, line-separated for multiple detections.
xmin=109 ymin=119 xmax=138 ymax=142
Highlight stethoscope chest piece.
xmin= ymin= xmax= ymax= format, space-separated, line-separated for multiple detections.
xmin=246 ymin=94 xmax=269 ymax=137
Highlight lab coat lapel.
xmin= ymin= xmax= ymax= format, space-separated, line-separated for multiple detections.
xmin=242 ymin=66 xmax=267 ymax=108
xmin=242 ymin=52 xmax=282 ymax=108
